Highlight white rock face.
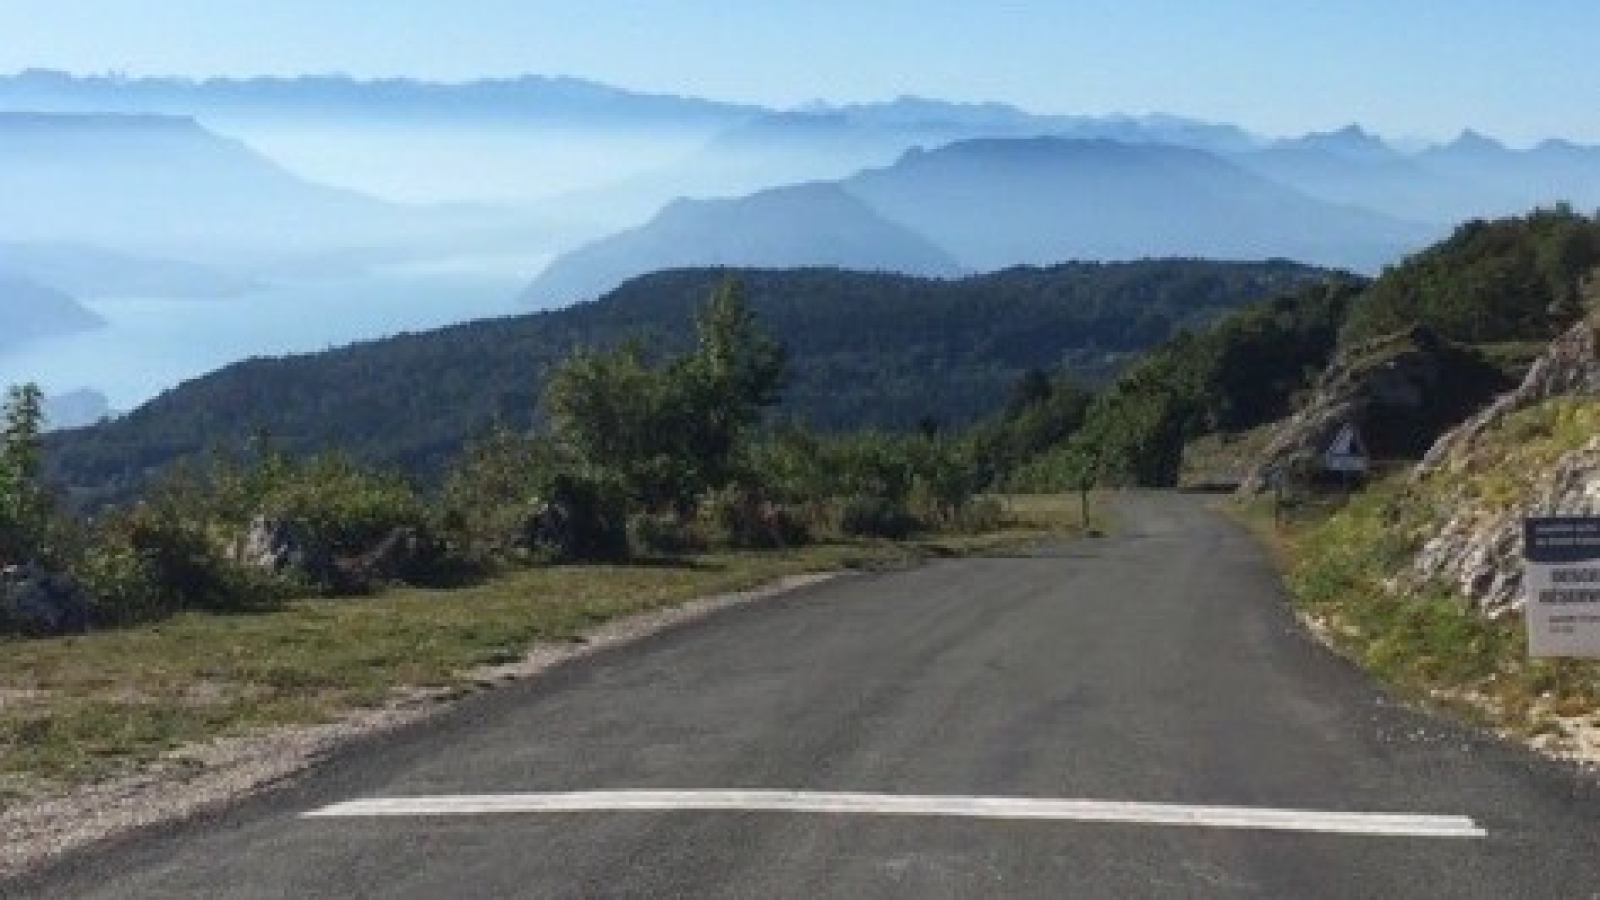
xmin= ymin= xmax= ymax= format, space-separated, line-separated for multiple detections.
xmin=1407 ymin=312 xmax=1600 ymax=616
xmin=1417 ymin=316 xmax=1600 ymax=478
xmin=1410 ymin=438 xmax=1600 ymax=616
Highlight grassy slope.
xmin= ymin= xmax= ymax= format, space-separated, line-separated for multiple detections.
xmin=0 ymin=498 xmax=1085 ymax=801
xmin=1238 ymin=400 xmax=1600 ymax=752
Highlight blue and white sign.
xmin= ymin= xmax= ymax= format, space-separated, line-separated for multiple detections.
xmin=1524 ymin=517 xmax=1600 ymax=658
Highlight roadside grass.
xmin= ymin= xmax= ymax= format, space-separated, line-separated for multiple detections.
xmin=1233 ymin=483 xmax=1600 ymax=744
xmin=1003 ymin=491 xmax=1108 ymax=537
xmin=0 ymin=502 xmax=1083 ymax=800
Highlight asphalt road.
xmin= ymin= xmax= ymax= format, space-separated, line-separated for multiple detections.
xmin=9 ymin=493 xmax=1600 ymax=899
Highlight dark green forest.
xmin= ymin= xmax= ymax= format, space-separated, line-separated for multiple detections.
xmin=45 ymin=259 xmax=1326 ymax=504
xmin=1341 ymin=206 xmax=1600 ymax=345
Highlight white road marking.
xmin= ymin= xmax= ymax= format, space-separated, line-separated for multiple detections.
xmin=303 ymin=790 xmax=1487 ymax=838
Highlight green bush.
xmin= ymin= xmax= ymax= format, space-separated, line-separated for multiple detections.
xmin=627 ymin=512 xmax=706 ymax=556
xmin=438 ymin=430 xmax=561 ymax=564
xmin=838 ymin=495 xmax=916 ymax=539
xmin=257 ymin=455 xmax=429 ymax=563
xmin=706 ymin=486 xmax=810 ymax=549
xmin=526 ymin=471 xmax=630 ymax=561
xmin=78 ymin=500 xmax=285 ymax=624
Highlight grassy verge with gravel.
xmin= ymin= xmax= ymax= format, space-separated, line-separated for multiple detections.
xmin=0 ymin=496 xmax=1084 ymax=803
xmin=1234 ymin=482 xmax=1600 ymax=756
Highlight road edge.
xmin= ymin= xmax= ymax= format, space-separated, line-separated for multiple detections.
xmin=0 ymin=570 xmax=842 ymax=882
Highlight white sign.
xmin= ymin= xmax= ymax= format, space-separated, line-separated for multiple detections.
xmin=1322 ymin=423 xmax=1369 ymax=475
xmin=1524 ymin=517 xmax=1600 ymax=658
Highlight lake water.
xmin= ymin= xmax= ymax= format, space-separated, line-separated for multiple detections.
xmin=0 ymin=262 xmax=543 ymax=411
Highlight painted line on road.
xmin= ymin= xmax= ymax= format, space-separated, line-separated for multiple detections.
xmin=303 ymin=790 xmax=1487 ymax=839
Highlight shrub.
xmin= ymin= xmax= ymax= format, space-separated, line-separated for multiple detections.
xmin=627 ymin=512 xmax=705 ymax=556
xmin=258 ymin=455 xmax=429 ymax=563
xmin=439 ymin=430 xmax=561 ymax=564
xmin=838 ymin=495 xmax=916 ymax=539
xmin=524 ymin=471 xmax=630 ymax=561
xmin=79 ymin=500 xmax=284 ymax=624
xmin=706 ymin=486 xmax=810 ymax=549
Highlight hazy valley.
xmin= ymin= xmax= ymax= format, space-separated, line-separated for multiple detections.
xmin=6 ymin=69 xmax=1600 ymax=420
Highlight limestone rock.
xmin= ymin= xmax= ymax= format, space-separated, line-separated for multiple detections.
xmin=1418 ymin=317 xmax=1600 ymax=477
xmin=1408 ymin=436 xmax=1600 ymax=616
xmin=234 ymin=515 xmax=328 ymax=582
xmin=1402 ymin=308 xmax=1600 ymax=615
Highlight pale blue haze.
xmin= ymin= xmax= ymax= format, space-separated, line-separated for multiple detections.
xmin=0 ymin=267 xmax=533 ymax=409
xmin=1 ymin=0 xmax=1597 ymax=143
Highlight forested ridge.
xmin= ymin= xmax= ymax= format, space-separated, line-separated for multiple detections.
xmin=44 ymin=259 xmax=1326 ymax=503
xmin=1028 ymin=208 xmax=1600 ymax=487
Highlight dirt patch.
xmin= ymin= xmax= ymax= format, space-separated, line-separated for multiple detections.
xmin=0 ymin=689 xmax=50 ymax=712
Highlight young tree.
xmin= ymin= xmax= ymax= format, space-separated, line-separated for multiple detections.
xmin=542 ymin=279 xmax=787 ymax=516
xmin=675 ymin=278 xmax=787 ymax=491
xmin=0 ymin=383 xmax=49 ymax=563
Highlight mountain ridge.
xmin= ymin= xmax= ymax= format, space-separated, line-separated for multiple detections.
xmin=46 ymin=259 xmax=1335 ymax=504
xmin=527 ymin=137 xmax=1428 ymax=300
xmin=523 ymin=182 xmax=964 ymax=304
xmin=0 ymin=275 xmax=106 ymax=354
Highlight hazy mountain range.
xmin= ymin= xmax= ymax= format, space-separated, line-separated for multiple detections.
xmin=0 ymin=275 xmax=105 ymax=353
xmin=43 ymin=388 xmax=113 ymax=431
xmin=527 ymin=183 xmax=963 ymax=302
xmin=0 ymin=69 xmax=759 ymax=129
xmin=6 ymin=69 xmax=1600 ymax=365
xmin=0 ymin=112 xmax=526 ymax=264
xmin=525 ymin=138 xmax=1430 ymax=303
xmin=0 ymin=242 xmax=259 ymax=299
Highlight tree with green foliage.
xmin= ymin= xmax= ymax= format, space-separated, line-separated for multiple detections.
xmin=677 ymin=278 xmax=788 ymax=489
xmin=543 ymin=278 xmax=786 ymax=516
xmin=1342 ymin=207 xmax=1600 ymax=345
xmin=44 ymin=260 xmax=1326 ymax=506
xmin=1007 ymin=276 xmax=1366 ymax=489
xmin=0 ymin=383 xmax=50 ymax=564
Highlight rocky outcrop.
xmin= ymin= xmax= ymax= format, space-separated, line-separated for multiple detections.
xmin=1417 ymin=316 xmax=1600 ymax=477
xmin=0 ymin=563 xmax=91 ymax=636
xmin=233 ymin=515 xmax=440 ymax=595
xmin=1239 ymin=326 xmax=1510 ymax=494
xmin=1403 ymin=311 xmax=1600 ymax=616
xmin=235 ymin=515 xmax=328 ymax=581
xmin=1409 ymin=434 xmax=1600 ymax=616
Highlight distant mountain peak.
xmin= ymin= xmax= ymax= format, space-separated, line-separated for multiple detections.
xmin=523 ymin=179 xmax=962 ymax=303
xmin=1441 ymin=129 xmax=1508 ymax=154
xmin=1280 ymin=124 xmax=1394 ymax=156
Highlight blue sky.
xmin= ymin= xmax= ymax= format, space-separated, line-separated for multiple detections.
xmin=3 ymin=0 xmax=1597 ymax=143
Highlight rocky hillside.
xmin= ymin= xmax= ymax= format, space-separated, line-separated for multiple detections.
xmin=1232 ymin=211 xmax=1600 ymax=494
xmin=1404 ymin=310 xmax=1600 ymax=615
xmin=1272 ymin=305 xmax=1600 ymax=765
xmin=1237 ymin=326 xmax=1511 ymax=493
